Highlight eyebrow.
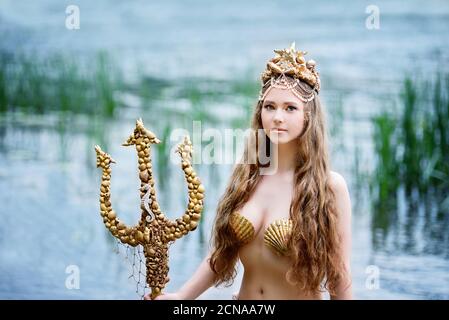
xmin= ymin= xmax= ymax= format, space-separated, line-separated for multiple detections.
xmin=263 ymin=100 xmax=299 ymax=106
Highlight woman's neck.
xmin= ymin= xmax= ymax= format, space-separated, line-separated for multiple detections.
xmin=271 ymin=139 xmax=299 ymax=174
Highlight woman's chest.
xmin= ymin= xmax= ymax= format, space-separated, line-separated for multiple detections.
xmin=239 ymin=177 xmax=294 ymax=234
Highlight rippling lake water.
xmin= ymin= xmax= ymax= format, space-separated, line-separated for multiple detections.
xmin=0 ymin=0 xmax=448 ymax=299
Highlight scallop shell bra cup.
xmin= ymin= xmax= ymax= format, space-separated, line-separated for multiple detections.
xmin=229 ymin=212 xmax=293 ymax=255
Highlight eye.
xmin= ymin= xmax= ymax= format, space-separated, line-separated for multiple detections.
xmin=264 ymin=104 xmax=274 ymax=110
xmin=286 ymin=105 xmax=297 ymax=111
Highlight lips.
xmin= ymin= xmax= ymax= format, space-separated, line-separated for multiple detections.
xmin=272 ymin=128 xmax=287 ymax=132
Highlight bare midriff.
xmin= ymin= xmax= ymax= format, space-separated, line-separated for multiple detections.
xmin=236 ymin=229 xmax=322 ymax=300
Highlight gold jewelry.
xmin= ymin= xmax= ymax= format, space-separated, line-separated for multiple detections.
xmin=259 ymin=42 xmax=320 ymax=102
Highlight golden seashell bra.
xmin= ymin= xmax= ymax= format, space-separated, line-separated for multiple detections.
xmin=229 ymin=211 xmax=293 ymax=255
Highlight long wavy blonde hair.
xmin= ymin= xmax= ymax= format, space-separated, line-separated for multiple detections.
xmin=209 ymin=77 xmax=346 ymax=296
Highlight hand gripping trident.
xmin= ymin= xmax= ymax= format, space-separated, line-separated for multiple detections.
xmin=94 ymin=118 xmax=204 ymax=299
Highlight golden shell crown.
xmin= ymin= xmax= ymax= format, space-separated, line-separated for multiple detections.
xmin=259 ymin=42 xmax=320 ymax=102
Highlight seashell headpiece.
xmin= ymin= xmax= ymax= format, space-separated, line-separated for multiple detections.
xmin=259 ymin=42 xmax=320 ymax=102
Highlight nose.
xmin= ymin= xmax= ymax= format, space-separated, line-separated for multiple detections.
xmin=273 ymin=109 xmax=284 ymax=123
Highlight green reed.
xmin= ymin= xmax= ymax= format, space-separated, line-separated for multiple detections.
xmin=369 ymin=74 xmax=449 ymax=254
xmin=371 ymin=73 xmax=449 ymax=214
xmin=0 ymin=56 xmax=7 ymax=113
xmin=0 ymin=51 xmax=121 ymax=117
xmin=94 ymin=52 xmax=121 ymax=117
xmin=372 ymin=111 xmax=399 ymax=206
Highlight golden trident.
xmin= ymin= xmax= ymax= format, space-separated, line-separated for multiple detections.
xmin=94 ymin=118 xmax=204 ymax=299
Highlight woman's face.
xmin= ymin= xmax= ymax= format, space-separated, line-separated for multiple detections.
xmin=261 ymin=87 xmax=306 ymax=145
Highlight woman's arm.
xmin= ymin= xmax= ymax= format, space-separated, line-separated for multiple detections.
xmin=176 ymin=251 xmax=217 ymax=299
xmin=329 ymin=171 xmax=353 ymax=300
xmin=145 ymin=251 xmax=216 ymax=300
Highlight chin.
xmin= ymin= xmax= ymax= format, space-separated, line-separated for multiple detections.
xmin=268 ymin=135 xmax=292 ymax=145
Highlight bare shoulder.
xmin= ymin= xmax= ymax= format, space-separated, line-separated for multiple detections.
xmin=328 ymin=171 xmax=352 ymax=218
xmin=328 ymin=171 xmax=349 ymax=195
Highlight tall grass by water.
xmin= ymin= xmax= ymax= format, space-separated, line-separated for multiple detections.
xmin=0 ymin=50 xmax=259 ymax=128
xmin=370 ymin=74 xmax=449 ymax=255
xmin=0 ymin=51 xmax=121 ymax=117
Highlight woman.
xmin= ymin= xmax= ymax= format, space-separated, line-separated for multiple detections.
xmin=145 ymin=43 xmax=352 ymax=300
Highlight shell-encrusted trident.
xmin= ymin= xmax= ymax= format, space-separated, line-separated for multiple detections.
xmin=94 ymin=118 xmax=205 ymax=299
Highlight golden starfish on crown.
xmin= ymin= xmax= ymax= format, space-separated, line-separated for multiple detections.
xmin=260 ymin=42 xmax=320 ymax=92
xmin=274 ymin=42 xmax=307 ymax=67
